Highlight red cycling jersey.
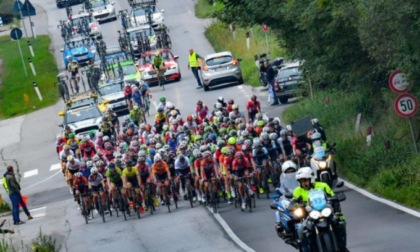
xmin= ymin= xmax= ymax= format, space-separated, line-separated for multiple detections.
xmin=232 ymin=157 xmax=251 ymax=171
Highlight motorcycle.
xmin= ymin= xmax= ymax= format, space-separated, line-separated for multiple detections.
xmin=270 ymin=190 xmax=306 ymax=250
xmin=303 ymin=183 xmax=347 ymax=252
xmin=310 ymin=144 xmax=337 ymax=187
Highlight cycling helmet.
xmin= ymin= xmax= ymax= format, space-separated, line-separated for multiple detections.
xmin=139 ymin=123 xmax=146 ymax=129
xmin=257 ymin=120 xmax=265 ymax=127
xmin=108 ymin=162 xmax=116 ymax=169
xmin=253 ymin=142 xmax=262 ymax=148
xmin=296 ymin=167 xmax=314 ymax=181
xmin=221 ymin=146 xmax=229 ymax=154
xmin=91 ymin=167 xmax=99 ymax=174
xmin=156 ymin=143 xmax=163 ymax=149
xmin=157 ymin=107 xmax=164 ymax=113
xmin=103 ymin=135 xmax=110 ymax=142
xmin=97 ymin=132 xmax=104 ymax=138
xmin=86 ymin=161 xmax=93 ymax=168
xmin=260 ymin=132 xmax=269 ymax=140
xmin=125 ymin=160 xmax=132 ymax=166
xmin=138 ymin=156 xmax=146 ymax=162
xmin=217 ymin=97 xmax=224 ymax=103
xmin=236 ymin=137 xmax=244 ymax=145
xmin=67 ymin=155 xmax=74 ymax=162
xmin=68 ymin=133 xmax=75 ymax=138
xmin=235 ymin=151 xmax=244 ymax=158
xmin=199 ymin=145 xmax=208 ymax=152
xmin=228 ymin=137 xmax=236 ymax=145
xmin=203 ymin=151 xmax=212 ymax=158
xmin=228 ymin=99 xmax=234 ymax=104
xmin=286 ymin=125 xmax=293 ymax=132
xmin=160 ymin=97 xmax=166 ymax=102
xmin=63 ymin=144 xmax=70 ymax=150
xmin=253 ymin=137 xmax=261 ymax=145
xmin=281 ymin=160 xmax=297 ymax=173
xmin=256 ymin=113 xmax=263 ymax=120
xmin=241 ymin=130 xmax=249 ymax=137
xmin=244 ymin=139 xmax=252 ymax=147
xmin=269 ymin=133 xmax=278 ymax=140
xmin=229 ymin=130 xmax=237 ymax=137
xmin=167 ymin=102 xmax=175 ymax=109
xmin=74 ymin=172 xmax=82 ymax=178
xmin=217 ymin=139 xmax=225 ymax=148
xmin=251 ymin=94 xmax=257 ymax=101
xmin=149 ymin=148 xmax=156 ymax=155
xmin=154 ymin=153 xmax=162 ymax=162
xmin=232 ymin=104 xmax=238 ymax=110
xmin=311 ymin=118 xmax=319 ymax=125
xmin=197 ymin=100 xmax=203 ymax=105
xmin=208 ymin=133 xmax=217 ymax=141
xmin=280 ymin=129 xmax=288 ymax=136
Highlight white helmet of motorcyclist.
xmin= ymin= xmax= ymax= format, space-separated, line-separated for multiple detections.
xmin=281 ymin=160 xmax=297 ymax=174
xmin=296 ymin=167 xmax=314 ymax=182
xmin=215 ymin=102 xmax=222 ymax=109
xmin=286 ymin=125 xmax=293 ymax=132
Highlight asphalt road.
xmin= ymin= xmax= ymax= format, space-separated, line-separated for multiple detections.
xmin=0 ymin=0 xmax=419 ymax=251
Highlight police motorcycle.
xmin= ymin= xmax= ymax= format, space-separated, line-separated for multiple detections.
xmin=310 ymin=134 xmax=338 ymax=188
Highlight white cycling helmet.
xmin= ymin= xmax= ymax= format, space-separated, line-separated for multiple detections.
xmin=311 ymin=118 xmax=319 ymax=124
xmin=154 ymin=153 xmax=162 ymax=162
xmin=281 ymin=160 xmax=297 ymax=173
xmin=91 ymin=167 xmax=99 ymax=174
xmin=286 ymin=125 xmax=293 ymax=132
xmin=296 ymin=167 xmax=314 ymax=181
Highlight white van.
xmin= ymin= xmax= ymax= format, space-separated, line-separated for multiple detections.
xmin=0 ymin=17 xmax=4 ymax=27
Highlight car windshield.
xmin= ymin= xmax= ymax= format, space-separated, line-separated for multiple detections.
xmin=206 ymin=55 xmax=232 ymax=66
xmin=66 ymin=106 xmax=101 ymax=124
xmin=132 ymin=6 xmax=158 ymax=17
xmin=98 ymin=83 xmax=124 ymax=96
xmin=129 ymin=28 xmax=154 ymax=40
xmin=65 ymin=37 xmax=92 ymax=49
xmin=90 ymin=0 xmax=108 ymax=8
xmin=141 ymin=52 xmax=171 ymax=64
xmin=277 ymin=67 xmax=302 ymax=79
xmin=107 ymin=64 xmax=137 ymax=78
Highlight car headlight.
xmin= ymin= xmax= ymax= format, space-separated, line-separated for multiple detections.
xmin=309 ymin=210 xmax=321 ymax=220
xmin=318 ymin=161 xmax=327 ymax=169
xmin=321 ymin=207 xmax=332 ymax=217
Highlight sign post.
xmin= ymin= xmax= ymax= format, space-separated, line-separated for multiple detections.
xmin=10 ymin=28 xmax=28 ymax=76
xmin=261 ymin=24 xmax=269 ymax=53
xmin=394 ymin=93 xmax=419 ymax=153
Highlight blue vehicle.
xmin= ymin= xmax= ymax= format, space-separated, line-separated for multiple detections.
xmin=62 ymin=36 xmax=96 ymax=67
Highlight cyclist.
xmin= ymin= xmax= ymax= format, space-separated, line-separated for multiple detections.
xmin=129 ymin=105 xmax=144 ymax=126
xmin=88 ymin=167 xmax=107 ymax=214
xmin=99 ymin=117 xmax=114 ymax=140
xmin=246 ymin=94 xmax=261 ymax=123
xmin=66 ymin=133 xmax=80 ymax=159
xmin=195 ymin=100 xmax=209 ymax=121
xmin=66 ymin=156 xmax=81 ymax=195
xmin=79 ymin=136 xmax=96 ymax=159
xmin=73 ymin=172 xmax=92 ymax=218
xmin=59 ymin=145 xmax=74 ymax=175
xmin=154 ymin=107 xmax=166 ymax=134
xmin=67 ymin=56 xmax=80 ymax=93
xmin=252 ymin=141 xmax=270 ymax=194
xmin=153 ymin=51 xmax=166 ymax=82
xmin=121 ymin=160 xmax=144 ymax=213
xmin=174 ymin=154 xmax=191 ymax=199
xmin=123 ymin=83 xmax=133 ymax=109
xmin=232 ymin=151 xmax=253 ymax=210
xmin=151 ymin=154 xmax=171 ymax=205
xmin=105 ymin=162 xmax=123 ymax=204
xmin=200 ymin=151 xmax=219 ymax=204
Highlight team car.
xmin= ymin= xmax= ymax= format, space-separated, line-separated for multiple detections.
xmin=97 ymin=80 xmax=129 ymax=115
xmin=129 ymin=4 xmax=164 ymax=27
xmin=125 ymin=25 xmax=157 ymax=55
xmin=61 ymin=35 xmax=96 ymax=67
xmin=137 ymin=49 xmax=181 ymax=85
xmin=69 ymin=12 xmax=102 ymax=39
xmin=274 ymin=61 xmax=304 ymax=104
xmin=82 ymin=0 xmax=117 ymax=23
xmin=56 ymin=0 xmax=83 ymax=9
xmin=106 ymin=59 xmax=143 ymax=85
xmin=58 ymin=92 xmax=108 ymax=137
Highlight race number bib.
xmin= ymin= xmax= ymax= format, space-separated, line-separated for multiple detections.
xmin=309 ymin=189 xmax=327 ymax=211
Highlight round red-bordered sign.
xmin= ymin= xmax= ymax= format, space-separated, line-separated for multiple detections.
xmin=389 ymin=70 xmax=411 ymax=94
xmin=394 ymin=93 xmax=419 ymax=118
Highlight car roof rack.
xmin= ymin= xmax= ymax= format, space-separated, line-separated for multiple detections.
xmin=130 ymin=0 xmax=156 ymax=8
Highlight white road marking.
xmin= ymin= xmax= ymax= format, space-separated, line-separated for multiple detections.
xmin=211 ymin=209 xmax=255 ymax=252
xmin=342 ymin=178 xmax=420 ymax=218
xmin=50 ymin=163 xmax=61 ymax=171
xmin=23 ymin=169 xmax=38 ymax=178
xmin=238 ymin=86 xmax=243 ymax=89
xmin=30 ymin=206 xmax=47 ymax=218
xmin=25 ymin=170 xmax=62 ymax=190
xmin=152 ymin=100 xmax=158 ymax=111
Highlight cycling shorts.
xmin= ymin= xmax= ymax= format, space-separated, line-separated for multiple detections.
xmin=155 ymin=173 xmax=168 ymax=182
xmin=68 ymin=169 xmax=78 ymax=175
xmin=70 ymin=71 xmax=78 ymax=78
xmin=91 ymin=184 xmax=104 ymax=192
xmin=127 ymin=177 xmax=140 ymax=188
xmin=111 ymin=179 xmax=123 ymax=189
xmin=234 ymin=168 xmax=251 ymax=178
xmin=175 ymin=168 xmax=190 ymax=177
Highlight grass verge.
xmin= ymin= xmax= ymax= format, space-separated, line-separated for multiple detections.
xmin=0 ymin=229 xmax=61 ymax=251
xmin=195 ymin=0 xmax=223 ymax=18
xmin=0 ymin=35 xmax=59 ymax=119
xmin=205 ymin=21 xmax=286 ymax=87
xmin=283 ymin=89 xmax=420 ymax=209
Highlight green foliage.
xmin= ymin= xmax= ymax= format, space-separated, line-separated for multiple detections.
xmin=0 ymin=202 xmax=11 ymax=213
xmin=284 ymin=89 xmax=420 ymax=208
xmin=195 ymin=0 xmax=223 ymax=18
xmin=30 ymin=229 xmax=61 ymax=252
xmin=0 ymin=35 xmax=59 ymax=118
xmin=204 ymin=21 xmax=286 ymax=86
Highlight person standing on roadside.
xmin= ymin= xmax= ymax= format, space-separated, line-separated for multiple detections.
xmin=263 ymin=60 xmax=279 ymax=105
xmin=3 ymin=166 xmax=33 ymax=225
xmin=187 ymin=48 xmax=204 ymax=89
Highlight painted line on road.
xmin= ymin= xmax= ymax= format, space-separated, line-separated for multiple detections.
xmin=25 ymin=170 xmax=62 ymax=190
xmin=342 ymin=178 xmax=420 ymax=218
xmin=152 ymin=100 xmax=158 ymax=111
xmin=208 ymin=206 xmax=255 ymax=252
xmin=30 ymin=206 xmax=47 ymax=218
xmin=23 ymin=169 xmax=38 ymax=178
xmin=50 ymin=163 xmax=61 ymax=171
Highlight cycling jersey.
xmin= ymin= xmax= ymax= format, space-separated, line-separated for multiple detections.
xmin=105 ymin=168 xmax=122 ymax=184
xmin=278 ymin=136 xmax=293 ymax=156
xmin=232 ymin=157 xmax=251 ymax=172
xmin=122 ymin=167 xmax=139 ymax=179
xmin=67 ymin=139 xmax=79 ymax=151
xmin=66 ymin=159 xmax=80 ymax=173
xmin=59 ymin=150 xmax=74 ymax=162
xmin=151 ymin=161 xmax=169 ymax=175
xmin=200 ymin=159 xmax=215 ymax=179
xmin=88 ymin=174 xmax=103 ymax=187
xmin=252 ymin=147 xmax=269 ymax=164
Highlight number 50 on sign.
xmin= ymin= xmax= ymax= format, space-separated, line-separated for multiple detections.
xmin=394 ymin=94 xmax=418 ymax=118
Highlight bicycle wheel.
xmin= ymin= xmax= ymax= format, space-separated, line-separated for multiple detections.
xmin=172 ymin=182 xmax=178 ymax=209
xmin=133 ymin=191 xmax=141 ymax=219
xmin=147 ymin=192 xmax=154 ymax=215
xmin=106 ymin=193 xmax=113 ymax=217
xmin=165 ymin=186 xmax=171 ymax=213
xmin=212 ymin=190 xmax=217 ymax=213
xmin=262 ymin=172 xmax=270 ymax=199
xmin=118 ymin=193 xmax=127 ymax=221
xmin=165 ymin=34 xmax=172 ymax=49
xmin=97 ymin=195 xmax=106 ymax=223
xmin=80 ymin=195 xmax=89 ymax=224
xmin=112 ymin=193 xmax=119 ymax=218
xmin=187 ymin=182 xmax=194 ymax=208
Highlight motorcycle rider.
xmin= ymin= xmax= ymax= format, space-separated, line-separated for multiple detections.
xmin=311 ymin=118 xmax=327 ymax=141
xmin=293 ymin=167 xmax=347 ymax=252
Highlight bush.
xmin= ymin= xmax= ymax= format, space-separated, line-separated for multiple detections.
xmin=30 ymin=229 xmax=61 ymax=252
xmin=0 ymin=202 xmax=11 ymax=213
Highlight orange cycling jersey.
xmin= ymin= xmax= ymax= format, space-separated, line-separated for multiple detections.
xmin=151 ymin=161 xmax=169 ymax=175
xmin=73 ymin=176 xmax=88 ymax=188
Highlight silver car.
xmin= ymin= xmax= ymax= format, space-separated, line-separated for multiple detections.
xmin=83 ymin=0 xmax=117 ymax=23
xmin=201 ymin=51 xmax=243 ymax=91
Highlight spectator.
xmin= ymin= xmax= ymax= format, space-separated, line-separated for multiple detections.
xmin=3 ymin=166 xmax=33 ymax=225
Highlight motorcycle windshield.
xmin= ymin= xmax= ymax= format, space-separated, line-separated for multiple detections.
xmin=309 ymin=189 xmax=327 ymax=211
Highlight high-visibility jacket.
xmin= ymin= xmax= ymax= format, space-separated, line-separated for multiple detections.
xmin=189 ymin=52 xmax=199 ymax=68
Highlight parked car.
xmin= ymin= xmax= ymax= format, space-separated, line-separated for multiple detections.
xmin=61 ymin=35 xmax=96 ymax=67
xmin=129 ymin=4 xmax=164 ymax=27
xmin=274 ymin=61 xmax=304 ymax=104
xmin=82 ymin=0 xmax=117 ymax=23
xmin=137 ymin=49 xmax=181 ymax=85
xmin=201 ymin=51 xmax=243 ymax=91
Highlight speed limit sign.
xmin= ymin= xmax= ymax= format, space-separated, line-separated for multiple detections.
xmin=394 ymin=94 xmax=419 ymax=118
xmin=389 ymin=70 xmax=411 ymax=94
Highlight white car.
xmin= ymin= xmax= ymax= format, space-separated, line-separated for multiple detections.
xmin=129 ymin=5 xmax=164 ymax=27
xmin=69 ymin=12 xmax=102 ymax=39
xmin=83 ymin=0 xmax=117 ymax=23
xmin=126 ymin=25 xmax=157 ymax=53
